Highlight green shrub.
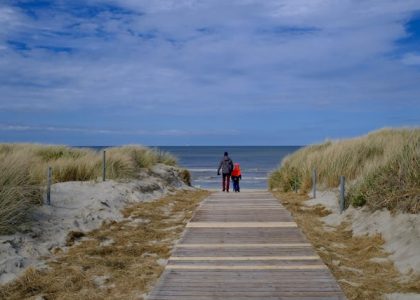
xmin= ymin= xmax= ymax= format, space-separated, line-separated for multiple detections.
xmin=350 ymin=193 xmax=367 ymax=207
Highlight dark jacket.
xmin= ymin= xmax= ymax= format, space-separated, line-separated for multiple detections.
xmin=218 ymin=156 xmax=233 ymax=175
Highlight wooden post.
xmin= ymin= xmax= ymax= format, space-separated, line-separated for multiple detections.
xmin=339 ymin=176 xmax=345 ymax=213
xmin=312 ymin=169 xmax=317 ymax=199
xmin=102 ymin=150 xmax=106 ymax=182
xmin=47 ymin=166 xmax=52 ymax=205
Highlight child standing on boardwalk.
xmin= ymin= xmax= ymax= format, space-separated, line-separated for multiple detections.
xmin=231 ymin=163 xmax=242 ymax=192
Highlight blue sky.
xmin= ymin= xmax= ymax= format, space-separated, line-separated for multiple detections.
xmin=0 ymin=0 xmax=419 ymax=145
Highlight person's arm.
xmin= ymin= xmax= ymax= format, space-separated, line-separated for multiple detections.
xmin=217 ymin=160 xmax=222 ymax=175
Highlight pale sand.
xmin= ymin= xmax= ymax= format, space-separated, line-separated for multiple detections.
xmin=305 ymin=189 xmax=420 ymax=299
xmin=385 ymin=294 xmax=420 ymax=300
xmin=0 ymin=164 xmax=191 ymax=285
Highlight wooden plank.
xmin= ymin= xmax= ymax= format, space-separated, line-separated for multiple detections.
xmin=166 ymin=265 xmax=328 ymax=270
xmin=179 ymin=228 xmax=308 ymax=244
xmin=175 ymin=243 xmax=311 ymax=248
xmin=172 ymin=247 xmax=316 ymax=257
xmin=187 ymin=222 xmax=297 ymax=228
xmin=168 ymin=261 xmax=325 ymax=267
xmin=197 ymin=207 xmax=286 ymax=210
xmin=169 ymin=256 xmax=320 ymax=261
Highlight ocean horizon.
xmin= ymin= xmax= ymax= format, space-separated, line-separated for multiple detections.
xmin=84 ymin=146 xmax=301 ymax=189
xmin=162 ymin=146 xmax=301 ymax=189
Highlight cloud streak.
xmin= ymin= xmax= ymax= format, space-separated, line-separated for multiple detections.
xmin=0 ymin=123 xmax=239 ymax=137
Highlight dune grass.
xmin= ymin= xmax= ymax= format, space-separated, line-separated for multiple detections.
xmin=0 ymin=153 xmax=41 ymax=234
xmin=0 ymin=190 xmax=210 ymax=300
xmin=269 ymin=128 xmax=420 ymax=213
xmin=0 ymin=144 xmax=182 ymax=234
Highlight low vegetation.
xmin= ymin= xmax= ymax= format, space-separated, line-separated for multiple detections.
xmin=269 ymin=128 xmax=420 ymax=213
xmin=0 ymin=190 xmax=210 ymax=300
xmin=273 ymin=192 xmax=420 ymax=300
xmin=0 ymin=144 xmax=185 ymax=234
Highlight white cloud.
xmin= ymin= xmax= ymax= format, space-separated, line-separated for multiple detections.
xmin=401 ymin=53 xmax=420 ymax=66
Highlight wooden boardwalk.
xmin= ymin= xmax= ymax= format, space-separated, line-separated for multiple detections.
xmin=148 ymin=191 xmax=346 ymax=300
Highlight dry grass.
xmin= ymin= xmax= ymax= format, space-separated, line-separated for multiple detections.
xmin=269 ymin=128 xmax=420 ymax=213
xmin=273 ymin=191 xmax=420 ymax=300
xmin=0 ymin=189 xmax=210 ymax=300
xmin=0 ymin=144 xmax=184 ymax=234
xmin=0 ymin=144 xmax=177 ymax=184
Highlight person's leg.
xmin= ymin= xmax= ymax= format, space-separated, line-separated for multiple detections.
xmin=238 ymin=181 xmax=240 ymax=192
xmin=226 ymin=175 xmax=230 ymax=192
xmin=222 ymin=174 xmax=226 ymax=192
xmin=223 ymin=174 xmax=229 ymax=191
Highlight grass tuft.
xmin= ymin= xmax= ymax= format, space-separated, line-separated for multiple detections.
xmin=179 ymin=169 xmax=192 ymax=186
xmin=0 ymin=153 xmax=41 ymax=234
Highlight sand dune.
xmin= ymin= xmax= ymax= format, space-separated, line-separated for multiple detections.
xmin=0 ymin=164 xmax=191 ymax=284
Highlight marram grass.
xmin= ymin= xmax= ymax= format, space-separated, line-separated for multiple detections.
xmin=269 ymin=128 xmax=420 ymax=213
xmin=0 ymin=144 xmax=182 ymax=234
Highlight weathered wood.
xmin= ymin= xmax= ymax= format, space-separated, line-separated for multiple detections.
xmin=169 ymin=256 xmax=320 ymax=261
xmin=175 ymin=243 xmax=311 ymax=248
xmin=186 ymin=222 xmax=297 ymax=228
xmin=340 ymin=176 xmax=345 ymax=213
xmin=147 ymin=191 xmax=346 ymax=300
xmin=46 ymin=166 xmax=52 ymax=205
xmin=166 ymin=265 xmax=327 ymax=270
xmin=102 ymin=150 xmax=106 ymax=182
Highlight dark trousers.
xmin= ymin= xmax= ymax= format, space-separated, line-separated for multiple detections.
xmin=222 ymin=173 xmax=230 ymax=191
xmin=232 ymin=178 xmax=240 ymax=192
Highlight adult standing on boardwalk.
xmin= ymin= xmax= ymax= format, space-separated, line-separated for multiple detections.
xmin=217 ymin=151 xmax=234 ymax=192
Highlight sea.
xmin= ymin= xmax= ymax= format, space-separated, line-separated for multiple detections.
xmin=158 ymin=146 xmax=301 ymax=190
xmin=85 ymin=146 xmax=301 ymax=190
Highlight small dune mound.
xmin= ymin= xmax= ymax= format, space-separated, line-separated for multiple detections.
xmin=269 ymin=128 xmax=420 ymax=213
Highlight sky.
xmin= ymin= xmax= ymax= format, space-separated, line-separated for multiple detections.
xmin=0 ymin=0 xmax=419 ymax=146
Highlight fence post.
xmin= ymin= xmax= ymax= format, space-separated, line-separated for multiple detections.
xmin=312 ymin=169 xmax=317 ymax=199
xmin=158 ymin=148 xmax=162 ymax=161
xmin=102 ymin=150 xmax=106 ymax=182
xmin=339 ymin=176 xmax=345 ymax=213
xmin=47 ymin=166 xmax=52 ymax=205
